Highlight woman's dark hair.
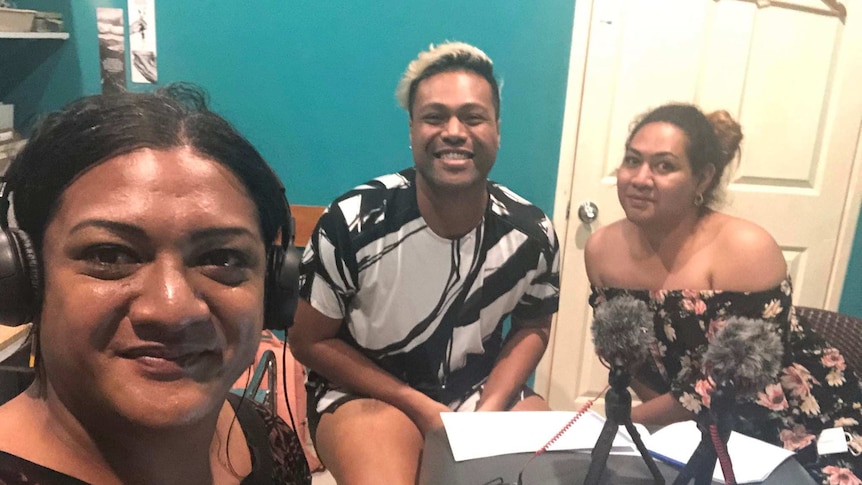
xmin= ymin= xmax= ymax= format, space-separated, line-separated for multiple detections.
xmin=627 ymin=103 xmax=743 ymax=208
xmin=5 ymin=83 xmax=288 ymax=254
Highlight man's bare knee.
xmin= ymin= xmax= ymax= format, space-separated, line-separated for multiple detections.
xmin=315 ymin=399 xmax=423 ymax=485
xmin=510 ymin=395 xmax=551 ymax=411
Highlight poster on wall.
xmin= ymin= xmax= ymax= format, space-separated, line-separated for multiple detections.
xmin=128 ymin=0 xmax=158 ymax=84
xmin=96 ymin=8 xmax=127 ymax=94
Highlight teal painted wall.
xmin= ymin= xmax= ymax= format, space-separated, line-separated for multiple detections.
xmin=3 ymin=1 xmax=861 ymax=315
xmin=6 ymin=0 xmax=575 ymax=215
xmin=840 ymin=212 xmax=862 ymax=318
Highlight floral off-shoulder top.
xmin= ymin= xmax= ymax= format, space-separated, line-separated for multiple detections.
xmin=589 ymin=279 xmax=862 ymax=484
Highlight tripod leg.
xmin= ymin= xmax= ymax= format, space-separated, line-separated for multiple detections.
xmin=693 ymin=447 xmax=717 ymax=485
xmin=694 ymin=425 xmax=719 ymax=485
xmin=622 ymin=421 xmax=665 ymax=484
xmin=584 ymin=418 xmax=620 ymax=485
xmin=672 ymin=439 xmax=715 ymax=485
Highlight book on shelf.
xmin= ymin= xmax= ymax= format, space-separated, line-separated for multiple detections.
xmin=0 ymin=324 xmax=31 ymax=364
xmin=0 ymin=131 xmax=26 ymax=175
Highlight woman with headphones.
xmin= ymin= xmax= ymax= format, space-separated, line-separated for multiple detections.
xmin=0 ymin=84 xmax=310 ymax=485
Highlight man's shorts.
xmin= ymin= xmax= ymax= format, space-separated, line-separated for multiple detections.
xmin=307 ymin=378 xmax=541 ymax=444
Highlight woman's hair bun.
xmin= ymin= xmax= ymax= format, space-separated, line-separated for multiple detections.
xmin=706 ymin=110 xmax=743 ymax=167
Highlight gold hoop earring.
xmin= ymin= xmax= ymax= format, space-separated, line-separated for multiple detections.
xmin=694 ymin=193 xmax=705 ymax=207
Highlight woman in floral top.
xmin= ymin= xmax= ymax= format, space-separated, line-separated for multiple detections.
xmin=584 ymin=103 xmax=862 ymax=484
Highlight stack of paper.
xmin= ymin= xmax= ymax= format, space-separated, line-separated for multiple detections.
xmin=440 ymin=410 xmax=641 ymax=462
xmin=645 ymin=420 xmax=795 ymax=484
xmin=440 ymin=411 xmax=794 ymax=484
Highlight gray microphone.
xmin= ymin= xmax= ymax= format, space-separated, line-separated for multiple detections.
xmin=703 ymin=316 xmax=784 ymax=396
xmin=675 ymin=317 xmax=783 ymax=485
xmin=591 ymin=295 xmax=655 ymax=371
xmin=586 ymin=295 xmax=664 ymax=485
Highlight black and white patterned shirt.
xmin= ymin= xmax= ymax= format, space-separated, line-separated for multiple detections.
xmin=299 ymin=168 xmax=560 ymax=412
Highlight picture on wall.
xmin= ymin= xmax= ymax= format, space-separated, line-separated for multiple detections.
xmin=128 ymin=0 xmax=157 ymax=84
xmin=96 ymin=8 xmax=126 ymax=94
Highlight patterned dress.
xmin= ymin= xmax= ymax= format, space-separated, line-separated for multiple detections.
xmin=590 ymin=280 xmax=862 ymax=484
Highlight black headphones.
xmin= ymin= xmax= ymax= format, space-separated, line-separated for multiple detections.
xmin=264 ymin=179 xmax=302 ymax=331
xmin=0 ymin=179 xmax=40 ymax=327
xmin=0 ymin=176 xmax=300 ymax=331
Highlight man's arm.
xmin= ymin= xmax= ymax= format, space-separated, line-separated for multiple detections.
xmin=288 ymin=300 xmax=450 ymax=434
xmin=474 ymin=314 xmax=552 ymax=411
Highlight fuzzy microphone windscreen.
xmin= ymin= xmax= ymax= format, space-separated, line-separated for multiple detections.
xmin=703 ymin=316 xmax=784 ymax=397
xmin=591 ymin=295 xmax=655 ymax=369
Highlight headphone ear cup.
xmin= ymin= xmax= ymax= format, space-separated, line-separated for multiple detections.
xmin=264 ymin=243 xmax=301 ymax=331
xmin=0 ymin=227 xmax=41 ymax=326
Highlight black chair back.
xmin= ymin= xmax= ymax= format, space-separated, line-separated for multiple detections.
xmin=795 ymin=306 xmax=862 ymax=374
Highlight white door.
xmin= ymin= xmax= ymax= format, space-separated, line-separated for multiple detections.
xmin=538 ymin=0 xmax=862 ymax=410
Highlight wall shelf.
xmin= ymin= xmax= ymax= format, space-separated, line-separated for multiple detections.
xmin=0 ymin=30 xmax=70 ymax=105
xmin=0 ymin=32 xmax=68 ymax=39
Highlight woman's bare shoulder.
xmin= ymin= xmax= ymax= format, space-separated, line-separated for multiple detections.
xmin=0 ymin=391 xmax=43 ymax=454
xmin=587 ymin=220 xmax=631 ymax=256
xmin=585 ymin=220 xmax=631 ymax=285
xmin=709 ymin=213 xmax=787 ymax=290
xmin=711 ymin=214 xmax=781 ymax=255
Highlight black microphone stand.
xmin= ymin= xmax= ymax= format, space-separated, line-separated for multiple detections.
xmin=584 ymin=366 xmax=665 ymax=485
xmin=673 ymin=385 xmax=737 ymax=485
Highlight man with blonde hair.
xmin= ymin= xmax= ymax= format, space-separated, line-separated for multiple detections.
xmin=289 ymin=41 xmax=560 ymax=484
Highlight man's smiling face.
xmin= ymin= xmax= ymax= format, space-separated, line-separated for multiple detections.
xmin=409 ymin=70 xmax=500 ymax=193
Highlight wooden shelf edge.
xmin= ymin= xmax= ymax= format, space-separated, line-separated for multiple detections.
xmin=0 ymin=32 xmax=69 ymax=39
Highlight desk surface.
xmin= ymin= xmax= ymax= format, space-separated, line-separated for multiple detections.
xmin=419 ymin=427 xmax=815 ymax=485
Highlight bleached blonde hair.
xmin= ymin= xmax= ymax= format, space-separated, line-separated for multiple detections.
xmin=395 ymin=41 xmax=500 ymax=119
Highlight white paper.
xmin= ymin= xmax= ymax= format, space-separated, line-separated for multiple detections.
xmin=440 ymin=410 xmax=640 ymax=462
xmin=645 ymin=420 xmax=794 ymax=484
xmin=818 ymin=427 xmax=850 ymax=456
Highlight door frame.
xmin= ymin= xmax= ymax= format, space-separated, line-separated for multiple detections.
xmin=534 ymin=0 xmax=596 ymax=398
xmin=535 ymin=0 xmax=862 ymax=399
